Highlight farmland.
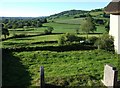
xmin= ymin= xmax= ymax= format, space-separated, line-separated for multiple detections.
xmin=2 ymin=9 xmax=118 ymax=87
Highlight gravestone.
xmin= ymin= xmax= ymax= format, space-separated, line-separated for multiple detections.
xmin=101 ymin=64 xmax=118 ymax=88
xmin=40 ymin=66 xmax=45 ymax=88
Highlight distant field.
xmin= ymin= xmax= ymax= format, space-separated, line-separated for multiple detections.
xmin=43 ymin=22 xmax=80 ymax=33
xmin=90 ymin=11 xmax=103 ymax=16
xmin=54 ymin=18 xmax=85 ymax=25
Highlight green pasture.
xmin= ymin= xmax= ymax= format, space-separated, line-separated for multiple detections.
xmin=3 ymin=49 xmax=117 ymax=86
xmin=54 ymin=18 xmax=85 ymax=25
xmin=43 ymin=22 xmax=80 ymax=33
xmin=90 ymin=11 xmax=103 ymax=17
xmin=44 ymin=22 xmax=106 ymax=33
xmin=2 ymin=34 xmax=59 ymax=48
xmin=2 ymin=14 xmax=111 ymax=87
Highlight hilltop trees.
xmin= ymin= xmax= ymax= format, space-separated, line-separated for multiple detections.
xmin=81 ymin=14 xmax=96 ymax=39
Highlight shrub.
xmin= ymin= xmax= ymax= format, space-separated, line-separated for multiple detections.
xmin=76 ymin=36 xmax=86 ymax=42
xmin=88 ymin=36 xmax=98 ymax=44
xmin=58 ymin=33 xmax=79 ymax=46
xmin=58 ymin=35 xmax=66 ymax=46
xmin=44 ymin=29 xmax=49 ymax=34
xmin=65 ymin=33 xmax=78 ymax=42
xmin=94 ymin=34 xmax=114 ymax=51
xmin=47 ymin=26 xmax=54 ymax=34
xmin=44 ymin=26 xmax=54 ymax=34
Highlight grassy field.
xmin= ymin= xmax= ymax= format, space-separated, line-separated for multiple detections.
xmin=2 ymin=13 xmax=115 ymax=87
xmin=2 ymin=30 xmax=118 ymax=87
xmin=2 ymin=34 xmax=59 ymax=48
xmin=3 ymin=49 xmax=117 ymax=87
xmin=2 ymin=16 xmax=107 ymax=38
xmin=54 ymin=18 xmax=85 ymax=25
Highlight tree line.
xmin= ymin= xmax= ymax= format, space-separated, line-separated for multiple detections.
xmin=1 ymin=17 xmax=48 ymax=39
xmin=2 ymin=17 xmax=47 ymax=29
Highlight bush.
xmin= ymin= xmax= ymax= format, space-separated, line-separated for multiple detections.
xmin=58 ymin=35 xmax=66 ymax=46
xmin=88 ymin=36 xmax=98 ymax=44
xmin=58 ymin=33 xmax=79 ymax=46
xmin=44 ymin=29 xmax=49 ymax=34
xmin=94 ymin=34 xmax=114 ymax=51
xmin=44 ymin=26 xmax=54 ymax=34
xmin=65 ymin=33 xmax=77 ymax=42
xmin=76 ymin=36 xmax=86 ymax=42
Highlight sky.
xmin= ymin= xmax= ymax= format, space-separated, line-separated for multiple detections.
xmin=0 ymin=0 xmax=112 ymax=17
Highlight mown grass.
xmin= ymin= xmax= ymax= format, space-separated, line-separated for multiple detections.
xmin=43 ymin=22 xmax=80 ymax=33
xmin=54 ymin=18 xmax=85 ymax=25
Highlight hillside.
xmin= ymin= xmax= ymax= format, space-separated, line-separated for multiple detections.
xmin=48 ymin=9 xmax=89 ymax=18
xmin=47 ymin=8 xmax=109 ymax=21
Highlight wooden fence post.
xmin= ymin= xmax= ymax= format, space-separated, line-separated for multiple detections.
xmin=40 ymin=66 xmax=45 ymax=88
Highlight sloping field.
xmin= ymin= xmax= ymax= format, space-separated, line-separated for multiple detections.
xmin=55 ymin=18 xmax=85 ymax=25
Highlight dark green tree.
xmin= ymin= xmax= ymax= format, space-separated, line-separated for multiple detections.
xmin=1 ymin=24 xmax=9 ymax=39
xmin=47 ymin=26 xmax=54 ymax=34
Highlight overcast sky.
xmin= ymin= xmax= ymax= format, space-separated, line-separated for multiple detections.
xmin=0 ymin=0 xmax=111 ymax=17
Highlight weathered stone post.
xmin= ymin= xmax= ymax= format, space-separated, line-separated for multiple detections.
xmin=40 ymin=66 xmax=45 ymax=88
xmin=104 ymin=0 xmax=120 ymax=80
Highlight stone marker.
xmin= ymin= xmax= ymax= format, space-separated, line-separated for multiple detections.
xmin=101 ymin=64 xmax=118 ymax=88
xmin=40 ymin=66 xmax=45 ymax=88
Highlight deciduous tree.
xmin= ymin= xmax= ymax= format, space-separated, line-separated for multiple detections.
xmin=1 ymin=24 xmax=9 ymax=39
xmin=81 ymin=15 xmax=96 ymax=39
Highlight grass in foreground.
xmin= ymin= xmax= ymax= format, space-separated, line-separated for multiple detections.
xmin=2 ymin=49 xmax=117 ymax=87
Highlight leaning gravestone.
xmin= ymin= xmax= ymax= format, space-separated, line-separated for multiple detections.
xmin=40 ymin=66 xmax=45 ymax=88
xmin=101 ymin=64 xmax=118 ymax=88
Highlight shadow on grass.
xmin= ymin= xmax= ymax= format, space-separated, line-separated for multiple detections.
xmin=3 ymin=42 xmax=29 ymax=46
xmin=2 ymin=49 xmax=31 ymax=87
xmin=3 ymin=44 xmax=97 ymax=52
xmin=45 ymin=84 xmax=63 ymax=88
xmin=31 ymin=41 xmax=58 ymax=44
